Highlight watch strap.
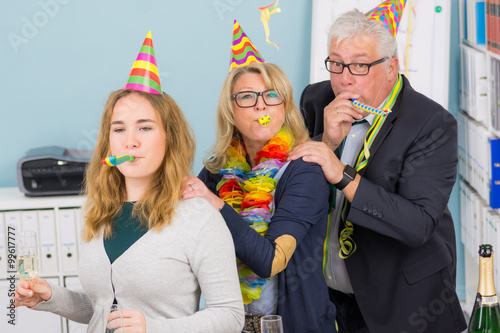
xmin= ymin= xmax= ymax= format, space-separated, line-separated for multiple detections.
xmin=334 ymin=164 xmax=357 ymax=190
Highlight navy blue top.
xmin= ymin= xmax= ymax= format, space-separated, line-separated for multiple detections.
xmin=199 ymin=158 xmax=337 ymax=333
xmin=104 ymin=202 xmax=148 ymax=264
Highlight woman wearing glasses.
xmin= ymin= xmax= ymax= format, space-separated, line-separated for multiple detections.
xmin=182 ymin=62 xmax=337 ymax=332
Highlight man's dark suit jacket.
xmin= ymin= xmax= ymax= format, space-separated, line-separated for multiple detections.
xmin=300 ymin=76 xmax=467 ymax=333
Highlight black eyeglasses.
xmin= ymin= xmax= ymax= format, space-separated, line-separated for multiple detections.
xmin=324 ymin=57 xmax=388 ymax=76
xmin=232 ymin=89 xmax=284 ymax=108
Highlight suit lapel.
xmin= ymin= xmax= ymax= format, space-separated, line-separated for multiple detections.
xmin=356 ymin=75 xmax=407 ymax=177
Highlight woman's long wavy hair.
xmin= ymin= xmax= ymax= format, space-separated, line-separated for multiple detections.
xmin=203 ymin=63 xmax=309 ymax=173
xmin=82 ymin=89 xmax=195 ymax=241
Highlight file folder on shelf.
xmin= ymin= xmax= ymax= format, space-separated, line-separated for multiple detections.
xmin=490 ymin=137 xmax=500 ymax=208
xmin=58 ymin=209 xmax=78 ymax=274
xmin=20 ymin=210 xmax=43 ymax=273
xmin=38 ymin=210 xmax=59 ymax=275
xmin=492 ymin=59 xmax=500 ymax=131
xmin=459 ymin=45 xmax=488 ymax=124
xmin=465 ymin=0 xmax=487 ymax=45
xmin=458 ymin=113 xmax=496 ymax=208
xmin=0 ymin=278 xmax=62 ymax=332
xmin=74 ymin=208 xmax=84 ymax=257
xmin=4 ymin=211 xmax=21 ymax=235
xmin=21 ymin=210 xmax=38 ymax=233
xmin=476 ymin=1 xmax=486 ymax=45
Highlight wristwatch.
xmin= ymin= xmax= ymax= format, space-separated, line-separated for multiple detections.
xmin=334 ymin=164 xmax=357 ymax=190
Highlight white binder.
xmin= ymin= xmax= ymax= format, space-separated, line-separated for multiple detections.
xmin=20 ymin=211 xmax=38 ymax=233
xmin=58 ymin=209 xmax=78 ymax=274
xmin=20 ymin=210 xmax=42 ymax=273
xmin=38 ymin=210 xmax=59 ymax=275
xmin=74 ymin=208 xmax=85 ymax=257
xmin=4 ymin=211 xmax=21 ymax=236
xmin=0 ymin=277 xmax=62 ymax=332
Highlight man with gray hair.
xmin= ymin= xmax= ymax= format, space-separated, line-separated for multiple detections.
xmin=288 ymin=2 xmax=466 ymax=332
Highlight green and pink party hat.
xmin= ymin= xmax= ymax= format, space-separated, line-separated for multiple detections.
xmin=229 ymin=20 xmax=265 ymax=72
xmin=123 ymin=31 xmax=162 ymax=94
xmin=365 ymin=0 xmax=406 ymax=37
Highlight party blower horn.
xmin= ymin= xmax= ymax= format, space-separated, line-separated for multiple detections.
xmin=102 ymin=155 xmax=135 ymax=166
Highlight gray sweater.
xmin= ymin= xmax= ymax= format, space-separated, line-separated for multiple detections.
xmin=33 ymin=198 xmax=245 ymax=332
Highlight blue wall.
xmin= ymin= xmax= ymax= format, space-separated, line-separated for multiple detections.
xmin=448 ymin=0 xmax=465 ymax=300
xmin=0 ymin=0 xmax=312 ymax=186
xmin=0 ymin=1 xmax=465 ymax=298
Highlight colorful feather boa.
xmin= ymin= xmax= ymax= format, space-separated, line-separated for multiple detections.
xmin=217 ymin=127 xmax=294 ymax=304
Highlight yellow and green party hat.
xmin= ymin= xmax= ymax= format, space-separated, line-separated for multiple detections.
xmin=229 ymin=20 xmax=265 ymax=72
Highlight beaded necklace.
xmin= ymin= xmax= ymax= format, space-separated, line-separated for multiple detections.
xmin=217 ymin=127 xmax=294 ymax=304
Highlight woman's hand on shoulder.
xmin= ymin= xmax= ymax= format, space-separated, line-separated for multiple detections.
xmin=15 ymin=277 xmax=52 ymax=308
xmin=182 ymin=175 xmax=225 ymax=212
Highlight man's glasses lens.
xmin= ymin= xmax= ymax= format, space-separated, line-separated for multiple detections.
xmin=329 ymin=62 xmax=369 ymax=75
xmin=324 ymin=57 xmax=388 ymax=76
xmin=233 ymin=89 xmax=284 ymax=107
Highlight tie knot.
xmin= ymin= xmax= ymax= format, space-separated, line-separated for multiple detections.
xmin=353 ymin=119 xmax=368 ymax=125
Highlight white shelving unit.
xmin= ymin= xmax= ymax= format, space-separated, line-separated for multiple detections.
xmin=458 ymin=0 xmax=500 ymax=317
xmin=0 ymin=186 xmax=87 ymax=333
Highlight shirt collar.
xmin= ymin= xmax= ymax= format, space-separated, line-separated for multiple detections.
xmin=362 ymin=113 xmax=376 ymax=126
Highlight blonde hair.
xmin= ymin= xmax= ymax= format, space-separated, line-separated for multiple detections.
xmin=82 ymin=89 xmax=195 ymax=241
xmin=204 ymin=63 xmax=309 ymax=173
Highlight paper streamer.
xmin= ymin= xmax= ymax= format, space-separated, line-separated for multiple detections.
xmin=102 ymin=154 xmax=135 ymax=166
xmin=351 ymin=99 xmax=391 ymax=116
xmin=258 ymin=0 xmax=281 ymax=50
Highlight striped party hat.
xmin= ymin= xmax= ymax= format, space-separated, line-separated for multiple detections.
xmin=365 ymin=0 xmax=406 ymax=37
xmin=229 ymin=20 xmax=265 ymax=72
xmin=123 ymin=31 xmax=162 ymax=94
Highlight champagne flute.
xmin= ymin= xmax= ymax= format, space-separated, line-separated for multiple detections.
xmin=260 ymin=315 xmax=283 ymax=333
xmin=16 ymin=231 xmax=39 ymax=281
xmin=106 ymin=304 xmax=124 ymax=332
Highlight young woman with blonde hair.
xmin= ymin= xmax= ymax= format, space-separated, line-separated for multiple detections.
xmin=15 ymin=89 xmax=244 ymax=332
